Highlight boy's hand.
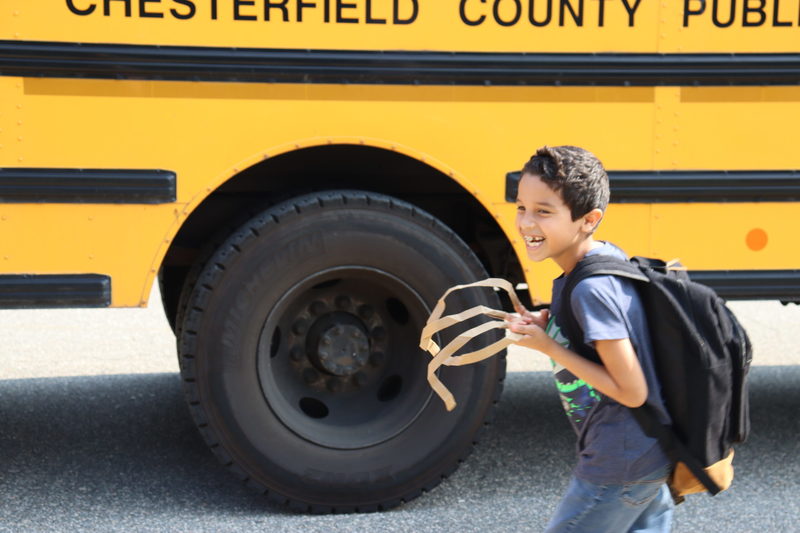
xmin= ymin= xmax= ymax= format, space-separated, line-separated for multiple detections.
xmin=513 ymin=302 xmax=535 ymax=324
xmin=506 ymin=309 xmax=552 ymax=352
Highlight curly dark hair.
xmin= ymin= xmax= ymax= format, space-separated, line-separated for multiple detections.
xmin=522 ymin=145 xmax=609 ymax=221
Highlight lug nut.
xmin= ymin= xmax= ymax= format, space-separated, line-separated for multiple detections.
xmin=290 ymin=346 xmax=305 ymax=361
xmin=326 ymin=378 xmax=343 ymax=393
xmin=303 ymin=368 xmax=320 ymax=384
xmin=292 ymin=319 xmax=308 ymax=335
xmin=335 ymin=295 xmax=351 ymax=309
xmin=358 ymin=304 xmax=374 ymax=319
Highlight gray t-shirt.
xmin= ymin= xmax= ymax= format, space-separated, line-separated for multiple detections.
xmin=546 ymin=242 xmax=671 ymax=484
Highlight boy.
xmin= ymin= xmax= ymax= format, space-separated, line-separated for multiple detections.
xmin=507 ymin=146 xmax=673 ymax=533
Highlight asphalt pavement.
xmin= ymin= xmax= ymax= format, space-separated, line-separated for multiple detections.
xmin=1 ymin=298 xmax=799 ymax=532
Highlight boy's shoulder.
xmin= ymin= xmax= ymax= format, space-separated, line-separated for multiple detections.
xmin=570 ymin=273 xmax=627 ymax=310
xmin=569 ymin=242 xmax=632 ymax=303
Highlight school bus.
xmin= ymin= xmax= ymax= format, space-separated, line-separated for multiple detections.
xmin=1 ymin=0 xmax=799 ymax=512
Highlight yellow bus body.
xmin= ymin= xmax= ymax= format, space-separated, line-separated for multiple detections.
xmin=2 ymin=0 xmax=799 ymax=511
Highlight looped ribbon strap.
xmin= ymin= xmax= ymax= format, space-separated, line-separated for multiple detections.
xmin=420 ymin=278 xmax=524 ymax=412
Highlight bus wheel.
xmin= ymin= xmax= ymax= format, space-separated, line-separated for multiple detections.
xmin=178 ymin=190 xmax=506 ymax=512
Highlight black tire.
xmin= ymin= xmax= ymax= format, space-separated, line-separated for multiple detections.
xmin=178 ymin=190 xmax=506 ymax=512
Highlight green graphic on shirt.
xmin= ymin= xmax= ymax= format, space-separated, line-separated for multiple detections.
xmin=545 ymin=314 xmax=601 ymax=429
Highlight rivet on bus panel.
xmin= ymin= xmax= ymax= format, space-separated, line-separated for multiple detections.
xmin=449 ymin=171 xmax=454 ymax=177
xmin=263 ymin=153 xmax=270 ymax=159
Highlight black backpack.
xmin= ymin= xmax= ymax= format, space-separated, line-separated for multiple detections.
xmin=559 ymin=255 xmax=752 ymax=503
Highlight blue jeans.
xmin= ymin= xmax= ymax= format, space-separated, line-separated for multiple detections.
xmin=544 ymin=465 xmax=674 ymax=533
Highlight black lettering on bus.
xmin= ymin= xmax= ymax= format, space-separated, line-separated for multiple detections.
xmin=621 ymin=0 xmax=642 ymax=26
xmin=296 ymin=0 xmax=316 ymax=21
xmin=597 ymin=0 xmax=606 ymax=26
xmin=712 ymin=0 xmax=735 ymax=27
xmin=460 ymin=0 xmax=487 ymax=26
xmin=528 ymin=0 xmax=552 ymax=26
xmin=683 ymin=0 xmax=706 ymax=26
xmin=234 ymin=0 xmax=256 ymax=20
xmin=337 ymin=0 xmax=358 ymax=23
xmin=393 ymin=0 xmax=418 ymax=24
xmin=66 ymin=0 xmax=97 ymax=15
xmin=493 ymin=0 xmax=522 ymax=26
xmin=210 ymin=0 xmax=218 ymax=19
xmin=139 ymin=0 xmax=164 ymax=18
xmin=559 ymin=0 xmax=583 ymax=26
xmin=170 ymin=0 xmax=195 ymax=19
xmin=772 ymin=0 xmax=792 ymax=26
xmin=743 ymin=0 xmax=767 ymax=26
xmin=104 ymin=0 xmax=132 ymax=16
xmin=366 ymin=0 xmax=387 ymax=23
xmin=265 ymin=0 xmax=289 ymax=21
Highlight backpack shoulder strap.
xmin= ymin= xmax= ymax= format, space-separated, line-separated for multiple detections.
xmin=558 ymin=255 xmax=649 ymax=363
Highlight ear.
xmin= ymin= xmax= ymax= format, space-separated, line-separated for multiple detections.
xmin=581 ymin=208 xmax=604 ymax=233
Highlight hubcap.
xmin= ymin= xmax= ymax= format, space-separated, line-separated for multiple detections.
xmin=256 ymin=267 xmax=434 ymax=449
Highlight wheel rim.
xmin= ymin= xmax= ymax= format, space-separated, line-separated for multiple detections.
xmin=256 ymin=266 xmax=434 ymax=449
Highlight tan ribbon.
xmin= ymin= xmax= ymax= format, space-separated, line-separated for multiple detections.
xmin=420 ymin=278 xmax=524 ymax=411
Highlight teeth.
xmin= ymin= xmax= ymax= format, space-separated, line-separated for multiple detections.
xmin=524 ymin=235 xmax=544 ymax=245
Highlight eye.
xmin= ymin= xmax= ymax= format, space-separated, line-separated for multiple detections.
xmin=537 ymin=209 xmax=551 ymax=215
xmin=516 ymin=205 xmax=525 ymax=212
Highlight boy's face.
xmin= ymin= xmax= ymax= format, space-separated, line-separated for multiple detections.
xmin=515 ymin=173 xmax=600 ymax=271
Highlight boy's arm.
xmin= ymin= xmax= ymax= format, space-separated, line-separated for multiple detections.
xmin=508 ymin=322 xmax=648 ymax=408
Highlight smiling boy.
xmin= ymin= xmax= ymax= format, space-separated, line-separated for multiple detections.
xmin=507 ymin=146 xmax=673 ymax=533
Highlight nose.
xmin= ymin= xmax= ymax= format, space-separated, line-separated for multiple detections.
xmin=518 ymin=211 xmax=536 ymax=231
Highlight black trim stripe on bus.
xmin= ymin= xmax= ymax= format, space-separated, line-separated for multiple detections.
xmin=689 ymin=270 xmax=800 ymax=301
xmin=0 ymin=168 xmax=176 ymax=204
xmin=1 ymin=40 xmax=800 ymax=86
xmin=505 ymin=171 xmax=800 ymax=203
xmin=0 ymin=274 xmax=111 ymax=308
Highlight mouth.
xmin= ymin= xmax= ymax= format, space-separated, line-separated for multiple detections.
xmin=523 ymin=235 xmax=545 ymax=249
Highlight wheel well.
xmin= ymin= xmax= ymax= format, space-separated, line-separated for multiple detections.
xmin=159 ymin=144 xmax=525 ymax=328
